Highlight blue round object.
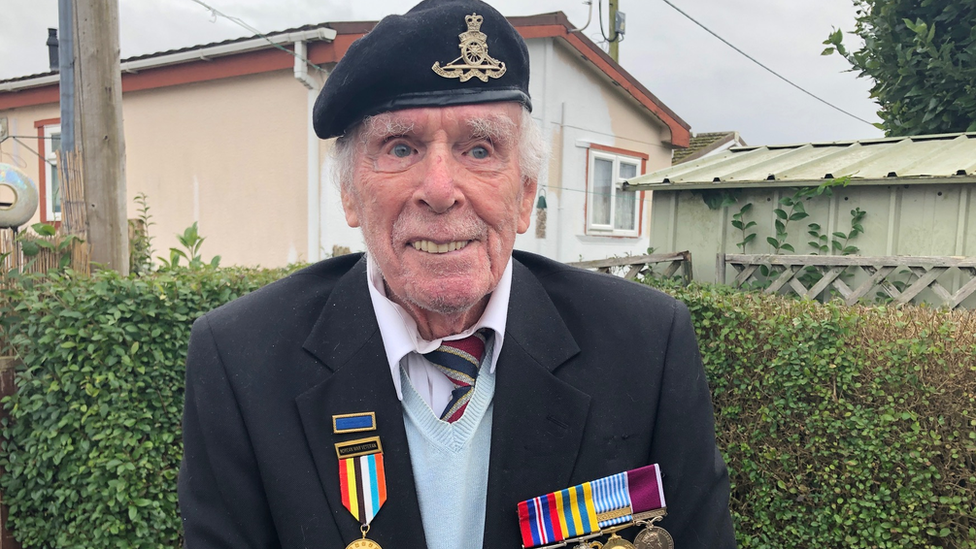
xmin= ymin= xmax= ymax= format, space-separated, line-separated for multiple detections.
xmin=0 ymin=163 xmax=39 ymax=229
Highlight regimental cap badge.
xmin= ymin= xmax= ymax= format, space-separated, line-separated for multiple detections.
xmin=432 ymin=12 xmax=507 ymax=83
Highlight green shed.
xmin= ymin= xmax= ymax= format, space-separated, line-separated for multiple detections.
xmin=625 ymin=132 xmax=976 ymax=287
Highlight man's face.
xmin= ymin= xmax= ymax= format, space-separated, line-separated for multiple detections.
xmin=341 ymin=102 xmax=536 ymax=316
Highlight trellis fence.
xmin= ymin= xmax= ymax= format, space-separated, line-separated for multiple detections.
xmin=718 ymin=253 xmax=976 ymax=308
xmin=568 ymin=251 xmax=693 ymax=284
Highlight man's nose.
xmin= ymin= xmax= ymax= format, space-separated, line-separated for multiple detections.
xmin=416 ymin=147 xmax=461 ymax=214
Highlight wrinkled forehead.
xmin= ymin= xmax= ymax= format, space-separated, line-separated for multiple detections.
xmin=355 ymin=103 xmax=522 ymax=143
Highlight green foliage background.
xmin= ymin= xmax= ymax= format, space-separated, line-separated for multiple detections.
xmin=654 ymin=281 xmax=976 ymax=548
xmin=824 ymin=0 xmax=976 ymax=135
xmin=0 ymin=268 xmax=973 ymax=548
xmin=0 ymin=267 xmax=293 ymax=548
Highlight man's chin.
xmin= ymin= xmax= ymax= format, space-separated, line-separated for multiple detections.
xmin=399 ymin=277 xmax=493 ymax=317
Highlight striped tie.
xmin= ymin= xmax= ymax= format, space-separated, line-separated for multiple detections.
xmin=423 ymin=329 xmax=491 ymax=422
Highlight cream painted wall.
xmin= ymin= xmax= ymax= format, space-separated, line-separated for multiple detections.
xmin=2 ymin=69 xmax=314 ymax=268
xmin=124 ymin=70 xmax=310 ymax=267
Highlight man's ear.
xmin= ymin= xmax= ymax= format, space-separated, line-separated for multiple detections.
xmin=516 ymin=177 xmax=538 ymax=234
xmin=340 ymin=184 xmax=361 ymax=228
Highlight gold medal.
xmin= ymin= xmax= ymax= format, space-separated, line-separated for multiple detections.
xmin=344 ymin=539 xmax=382 ymax=549
xmin=633 ymin=525 xmax=674 ymax=549
xmin=602 ymin=533 xmax=637 ymax=549
xmin=344 ymin=525 xmax=383 ymax=549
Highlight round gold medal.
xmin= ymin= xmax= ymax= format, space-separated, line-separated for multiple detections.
xmin=602 ymin=533 xmax=637 ymax=549
xmin=633 ymin=525 xmax=674 ymax=549
xmin=344 ymin=538 xmax=382 ymax=549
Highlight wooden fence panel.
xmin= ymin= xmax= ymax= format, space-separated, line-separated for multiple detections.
xmin=0 ymin=229 xmax=61 ymax=276
xmin=568 ymin=251 xmax=693 ymax=284
xmin=718 ymin=253 xmax=976 ymax=308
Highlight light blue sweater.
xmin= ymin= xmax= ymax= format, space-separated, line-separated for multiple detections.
xmin=400 ymin=345 xmax=495 ymax=549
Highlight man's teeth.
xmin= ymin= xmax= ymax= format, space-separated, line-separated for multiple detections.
xmin=411 ymin=240 xmax=469 ymax=253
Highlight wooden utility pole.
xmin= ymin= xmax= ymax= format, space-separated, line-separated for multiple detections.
xmin=609 ymin=0 xmax=620 ymax=62
xmin=73 ymin=0 xmax=128 ymax=274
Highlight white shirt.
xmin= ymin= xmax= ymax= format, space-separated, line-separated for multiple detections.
xmin=365 ymin=255 xmax=511 ymax=414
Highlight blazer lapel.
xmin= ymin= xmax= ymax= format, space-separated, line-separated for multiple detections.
xmin=483 ymin=260 xmax=590 ymax=549
xmin=296 ymin=259 xmax=428 ymax=549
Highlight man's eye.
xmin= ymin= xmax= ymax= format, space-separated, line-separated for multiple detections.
xmin=392 ymin=143 xmax=413 ymax=158
xmin=470 ymin=145 xmax=490 ymax=160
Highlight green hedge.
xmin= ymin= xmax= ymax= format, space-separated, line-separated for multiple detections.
xmin=0 ymin=267 xmax=293 ymax=548
xmin=653 ymin=281 xmax=976 ymax=549
xmin=0 ymin=268 xmax=973 ymax=548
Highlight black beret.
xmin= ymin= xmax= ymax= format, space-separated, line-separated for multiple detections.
xmin=312 ymin=0 xmax=531 ymax=140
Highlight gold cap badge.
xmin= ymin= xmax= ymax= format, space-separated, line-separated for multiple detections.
xmin=432 ymin=13 xmax=507 ymax=82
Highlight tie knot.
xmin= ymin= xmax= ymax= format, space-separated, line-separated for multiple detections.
xmin=438 ymin=329 xmax=488 ymax=364
xmin=422 ymin=328 xmax=492 ymax=422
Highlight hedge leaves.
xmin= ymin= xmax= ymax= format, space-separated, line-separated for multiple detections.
xmin=0 ymin=267 xmax=290 ymax=548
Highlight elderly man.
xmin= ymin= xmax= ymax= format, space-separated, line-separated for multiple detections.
xmin=178 ymin=1 xmax=735 ymax=548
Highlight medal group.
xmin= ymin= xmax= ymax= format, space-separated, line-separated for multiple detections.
xmin=517 ymin=464 xmax=674 ymax=549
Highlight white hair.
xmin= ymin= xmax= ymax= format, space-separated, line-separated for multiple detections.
xmin=331 ymin=106 xmax=546 ymax=191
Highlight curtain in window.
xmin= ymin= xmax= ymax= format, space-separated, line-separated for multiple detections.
xmin=592 ymin=158 xmax=613 ymax=226
xmin=614 ymin=162 xmax=637 ymax=230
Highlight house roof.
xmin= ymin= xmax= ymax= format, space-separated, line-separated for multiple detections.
xmin=0 ymin=13 xmax=690 ymax=147
xmin=625 ymin=132 xmax=976 ymax=191
xmin=672 ymin=131 xmax=745 ymax=164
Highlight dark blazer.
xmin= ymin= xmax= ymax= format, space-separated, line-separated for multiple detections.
xmin=179 ymin=251 xmax=735 ymax=549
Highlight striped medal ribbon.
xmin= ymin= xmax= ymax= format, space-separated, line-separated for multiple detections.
xmin=336 ymin=435 xmax=388 ymax=548
xmin=339 ymin=452 xmax=388 ymax=527
xmin=516 ymin=464 xmax=666 ymax=548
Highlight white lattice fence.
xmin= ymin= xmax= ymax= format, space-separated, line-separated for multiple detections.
xmin=718 ymin=253 xmax=976 ymax=308
xmin=568 ymin=251 xmax=693 ymax=284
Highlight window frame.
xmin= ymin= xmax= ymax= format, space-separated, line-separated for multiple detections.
xmin=584 ymin=144 xmax=647 ymax=237
xmin=34 ymin=118 xmax=62 ymax=224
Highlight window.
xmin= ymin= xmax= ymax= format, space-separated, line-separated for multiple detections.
xmin=44 ymin=124 xmax=62 ymax=222
xmin=586 ymin=147 xmax=645 ymax=236
xmin=35 ymin=118 xmax=61 ymax=223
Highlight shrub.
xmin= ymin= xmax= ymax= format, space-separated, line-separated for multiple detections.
xmin=0 ymin=266 xmax=294 ymax=548
xmin=653 ymin=281 xmax=976 ymax=549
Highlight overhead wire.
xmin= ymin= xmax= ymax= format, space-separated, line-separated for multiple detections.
xmin=186 ymin=0 xmax=326 ymax=72
xmin=0 ymin=136 xmax=56 ymax=167
xmin=657 ymin=0 xmax=876 ymax=127
xmin=597 ymin=0 xmax=623 ymax=44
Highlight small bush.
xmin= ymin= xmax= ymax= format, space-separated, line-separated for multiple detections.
xmin=0 ymin=266 xmax=294 ymax=548
xmin=652 ymin=281 xmax=976 ymax=549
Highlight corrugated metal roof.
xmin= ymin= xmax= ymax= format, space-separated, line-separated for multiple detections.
xmin=626 ymin=132 xmax=976 ymax=191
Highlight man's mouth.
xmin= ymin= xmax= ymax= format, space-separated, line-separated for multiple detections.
xmin=410 ymin=240 xmax=471 ymax=254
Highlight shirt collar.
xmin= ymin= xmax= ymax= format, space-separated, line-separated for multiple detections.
xmin=365 ymin=255 xmax=512 ymax=401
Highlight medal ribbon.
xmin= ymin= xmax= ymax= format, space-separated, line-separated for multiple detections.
xmin=517 ymin=464 xmax=666 ymax=548
xmin=339 ymin=453 xmax=388 ymax=526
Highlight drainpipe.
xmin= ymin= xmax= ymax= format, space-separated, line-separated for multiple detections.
xmin=294 ymin=40 xmax=322 ymax=262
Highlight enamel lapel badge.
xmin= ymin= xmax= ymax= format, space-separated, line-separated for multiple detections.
xmin=432 ymin=13 xmax=507 ymax=82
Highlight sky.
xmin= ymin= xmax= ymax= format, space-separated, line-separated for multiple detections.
xmin=0 ymin=0 xmax=885 ymax=145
